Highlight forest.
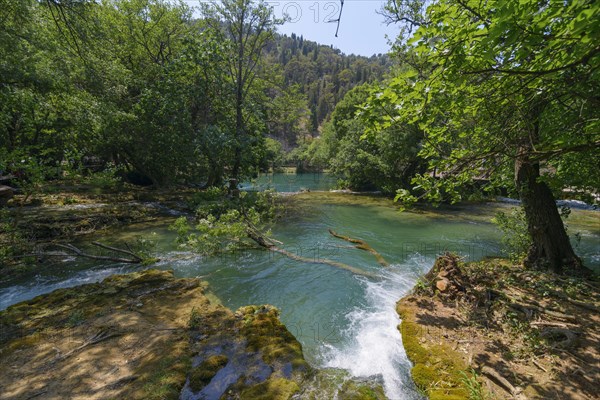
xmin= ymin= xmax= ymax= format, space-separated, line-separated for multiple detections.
xmin=1 ymin=1 xmax=599 ymax=399
xmin=0 ymin=0 xmax=391 ymax=187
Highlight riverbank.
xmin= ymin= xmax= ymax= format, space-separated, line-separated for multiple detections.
xmin=0 ymin=183 xmax=198 ymax=281
xmin=397 ymin=254 xmax=600 ymax=399
xmin=0 ymin=269 xmax=390 ymax=400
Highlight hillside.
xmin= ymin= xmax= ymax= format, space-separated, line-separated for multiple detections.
xmin=264 ymin=33 xmax=393 ymax=147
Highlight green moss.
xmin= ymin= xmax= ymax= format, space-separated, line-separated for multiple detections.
xmin=189 ymin=355 xmax=229 ymax=392
xmin=398 ymin=318 xmax=427 ymax=365
xmin=339 ymin=380 xmax=386 ymax=400
xmin=239 ymin=377 xmax=299 ymax=400
xmin=428 ymin=390 xmax=471 ymax=400
xmin=410 ymin=364 xmax=438 ymax=389
xmin=397 ymin=302 xmax=469 ymax=399
xmin=1 ymin=269 xmax=311 ymax=400
xmin=141 ymin=353 xmax=190 ymax=400
xmin=237 ymin=305 xmax=308 ymax=370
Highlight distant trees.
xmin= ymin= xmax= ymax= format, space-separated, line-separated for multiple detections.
xmin=295 ymin=84 xmax=424 ymax=192
xmin=0 ymin=0 xmax=393 ymax=188
xmin=269 ymin=34 xmax=392 ymax=140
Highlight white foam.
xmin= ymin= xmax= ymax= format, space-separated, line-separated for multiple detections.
xmin=321 ymin=256 xmax=431 ymax=399
xmin=0 ymin=265 xmax=135 ymax=310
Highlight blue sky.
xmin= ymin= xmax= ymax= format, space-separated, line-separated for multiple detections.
xmin=185 ymin=1 xmax=400 ymax=56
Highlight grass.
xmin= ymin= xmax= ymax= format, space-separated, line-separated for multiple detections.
xmin=459 ymin=369 xmax=485 ymax=400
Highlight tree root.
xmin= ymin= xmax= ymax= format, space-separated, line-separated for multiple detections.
xmin=507 ymin=295 xmax=577 ymax=322
xmin=540 ymin=327 xmax=580 ymax=349
xmin=328 ymin=229 xmax=389 ymax=267
xmin=480 ymin=365 xmax=521 ymax=396
xmin=530 ymin=321 xmax=577 ymax=329
xmin=546 ymin=288 xmax=600 ymax=313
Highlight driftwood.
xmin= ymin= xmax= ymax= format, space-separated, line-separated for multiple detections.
xmin=36 ymin=242 xmax=144 ymax=264
xmin=56 ymin=329 xmax=123 ymax=362
xmin=328 ymin=229 xmax=389 ymax=267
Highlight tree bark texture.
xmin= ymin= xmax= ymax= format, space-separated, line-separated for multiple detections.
xmin=515 ymin=157 xmax=581 ymax=273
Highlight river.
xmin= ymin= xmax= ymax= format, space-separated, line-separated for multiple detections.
xmin=1 ymin=173 xmax=599 ymax=399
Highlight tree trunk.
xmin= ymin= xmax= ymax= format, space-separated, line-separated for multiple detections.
xmin=515 ymin=158 xmax=582 ymax=273
xmin=231 ymin=9 xmax=245 ymax=182
xmin=204 ymin=160 xmax=223 ymax=188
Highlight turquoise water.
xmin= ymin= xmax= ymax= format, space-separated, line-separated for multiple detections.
xmin=240 ymin=171 xmax=338 ymax=192
xmin=1 ymin=186 xmax=599 ymax=399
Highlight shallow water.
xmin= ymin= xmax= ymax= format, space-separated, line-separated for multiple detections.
xmin=240 ymin=171 xmax=338 ymax=192
xmin=2 ymin=178 xmax=599 ymax=399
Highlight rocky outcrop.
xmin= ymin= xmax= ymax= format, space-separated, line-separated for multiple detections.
xmin=0 ymin=269 xmax=309 ymax=400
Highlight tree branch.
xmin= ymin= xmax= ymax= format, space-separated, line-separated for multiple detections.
xmin=464 ymin=47 xmax=600 ymax=77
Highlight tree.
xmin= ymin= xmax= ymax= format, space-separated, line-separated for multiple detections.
xmin=326 ymin=84 xmax=424 ymax=192
xmin=201 ymin=0 xmax=282 ymax=185
xmin=265 ymin=84 xmax=310 ymax=147
xmin=369 ymin=0 xmax=600 ymax=272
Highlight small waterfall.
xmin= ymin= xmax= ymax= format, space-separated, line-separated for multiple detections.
xmin=321 ymin=256 xmax=431 ymax=399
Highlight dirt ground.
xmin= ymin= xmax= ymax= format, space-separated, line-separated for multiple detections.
xmin=0 ymin=270 xmax=211 ymax=400
xmin=397 ymin=254 xmax=600 ymax=400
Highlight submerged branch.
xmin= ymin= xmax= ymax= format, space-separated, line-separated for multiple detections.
xmin=328 ymin=229 xmax=389 ymax=267
xmin=38 ymin=243 xmax=143 ymax=264
xmin=246 ymin=230 xmax=376 ymax=278
xmin=91 ymin=241 xmax=142 ymax=260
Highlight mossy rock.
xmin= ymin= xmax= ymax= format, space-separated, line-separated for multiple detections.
xmin=397 ymin=301 xmax=469 ymax=399
xmin=339 ymin=379 xmax=386 ymax=400
xmin=189 ymin=354 xmax=229 ymax=392
xmin=238 ymin=377 xmax=300 ymax=400
xmin=0 ymin=269 xmax=205 ymax=400
xmin=237 ymin=305 xmax=308 ymax=370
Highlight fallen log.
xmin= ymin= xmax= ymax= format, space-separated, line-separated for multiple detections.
xmin=236 ymin=203 xmax=375 ymax=277
xmin=328 ymin=229 xmax=389 ymax=267
xmin=269 ymin=246 xmax=376 ymax=278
